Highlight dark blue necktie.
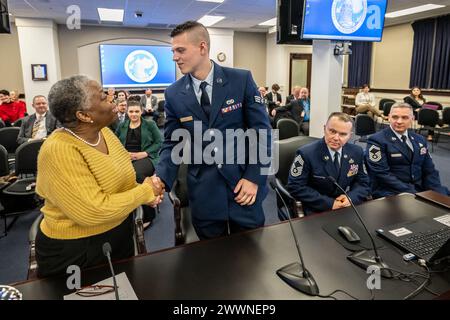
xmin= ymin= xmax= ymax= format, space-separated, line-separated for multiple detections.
xmin=401 ymin=135 xmax=413 ymax=159
xmin=334 ymin=152 xmax=341 ymax=177
xmin=200 ymin=81 xmax=211 ymax=119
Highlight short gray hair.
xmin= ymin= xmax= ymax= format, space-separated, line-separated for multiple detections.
xmin=48 ymin=75 xmax=91 ymax=126
xmin=390 ymin=102 xmax=413 ymax=114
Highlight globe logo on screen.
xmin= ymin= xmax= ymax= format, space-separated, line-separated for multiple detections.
xmin=124 ymin=50 xmax=158 ymax=83
xmin=331 ymin=0 xmax=367 ymax=34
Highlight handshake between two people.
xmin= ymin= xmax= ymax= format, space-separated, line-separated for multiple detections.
xmin=143 ymin=175 xmax=165 ymax=207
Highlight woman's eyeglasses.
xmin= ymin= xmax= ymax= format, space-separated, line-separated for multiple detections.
xmin=75 ymin=285 xmax=118 ymax=297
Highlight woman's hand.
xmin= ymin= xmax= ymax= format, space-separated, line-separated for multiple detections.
xmin=130 ymin=152 xmax=148 ymax=161
xmin=144 ymin=175 xmax=165 ymax=197
xmin=146 ymin=194 xmax=163 ymax=208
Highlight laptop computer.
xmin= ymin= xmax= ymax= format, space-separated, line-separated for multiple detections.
xmin=376 ymin=214 xmax=450 ymax=265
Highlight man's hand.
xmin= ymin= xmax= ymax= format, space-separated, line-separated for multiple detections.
xmin=144 ymin=175 xmax=165 ymax=197
xmin=335 ymin=194 xmax=351 ymax=209
xmin=271 ymin=109 xmax=276 ymax=117
xmin=332 ymin=200 xmax=346 ymax=210
xmin=234 ymin=178 xmax=258 ymax=206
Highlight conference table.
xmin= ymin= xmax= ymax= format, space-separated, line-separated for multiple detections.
xmin=13 ymin=193 xmax=450 ymax=300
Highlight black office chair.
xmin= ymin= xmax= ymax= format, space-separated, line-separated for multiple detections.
xmin=417 ymin=108 xmax=440 ymax=151
xmin=383 ymin=101 xmax=394 ymax=117
xmin=277 ymin=118 xmax=300 ymax=140
xmin=0 ymin=145 xmax=10 ymax=191
xmin=273 ymin=136 xmax=318 ymax=220
xmin=168 ymin=163 xmax=199 ymax=246
xmin=13 ymin=118 xmax=24 ymax=127
xmin=378 ymin=98 xmax=395 ymax=111
xmin=27 ymin=207 xmax=147 ymax=280
xmin=0 ymin=127 xmax=20 ymax=157
xmin=425 ymin=101 xmax=443 ymax=110
xmin=0 ymin=140 xmax=44 ymax=237
xmin=156 ymin=100 xmax=166 ymax=127
xmin=354 ymin=114 xmax=376 ymax=143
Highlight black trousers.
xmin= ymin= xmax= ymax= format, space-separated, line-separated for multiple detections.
xmin=36 ymin=215 xmax=134 ymax=278
xmin=132 ymin=157 xmax=156 ymax=222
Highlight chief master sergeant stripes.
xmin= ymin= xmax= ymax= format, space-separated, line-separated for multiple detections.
xmin=365 ymin=102 xmax=449 ymax=199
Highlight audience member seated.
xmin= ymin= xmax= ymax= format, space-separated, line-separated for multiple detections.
xmin=116 ymin=90 xmax=128 ymax=104
xmin=355 ymin=84 xmax=387 ymax=121
xmin=140 ymin=88 xmax=159 ymax=123
xmin=272 ymin=87 xmax=310 ymax=135
xmin=285 ymin=85 xmax=301 ymax=105
xmin=10 ymin=90 xmax=27 ymax=118
xmin=287 ymin=112 xmax=370 ymax=215
xmin=0 ymin=89 xmax=26 ymax=125
xmin=366 ymin=102 xmax=449 ymax=199
xmin=109 ymin=100 xmax=128 ymax=132
xmin=116 ymin=95 xmax=163 ymax=228
xmin=266 ymin=83 xmax=282 ymax=115
xmin=404 ymin=86 xmax=433 ymax=140
xmin=17 ymin=95 xmax=59 ymax=145
xmin=106 ymin=87 xmax=116 ymax=104
xmin=35 ymin=75 xmax=164 ymax=278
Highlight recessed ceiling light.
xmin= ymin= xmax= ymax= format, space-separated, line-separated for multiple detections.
xmin=197 ymin=15 xmax=225 ymax=27
xmin=196 ymin=0 xmax=225 ymax=3
xmin=259 ymin=17 xmax=277 ymax=26
xmin=97 ymin=8 xmax=124 ymax=22
xmin=385 ymin=4 xmax=445 ymax=18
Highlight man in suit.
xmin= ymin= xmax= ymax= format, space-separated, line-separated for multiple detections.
xmin=17 ymin=95 xmax=58 ymax=145
xmin=287 ymin=112 xmax=370 ymax=215
xmin=156 ymin=21 xmax=272 ymax=240
xmin=109 ymin=100 xmax=128 ymax=132
xmin=265 ymin=83 xmax=282 ymax=115
xmin=271 ymin=87 xmax=310 ymax=135
xmin=285 ymin=86 xmax=301 ymax=105
xmin=366 ymin=102 xmax=449 ymax=198
xmin=140 ymin=88 xmax=159 ymax=122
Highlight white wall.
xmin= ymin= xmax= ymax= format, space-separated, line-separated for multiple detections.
xmin=0 ymin=23 xmax=24 ymax=93
xmin=15 ymin=18 xmax=61 ymax=112
xmin=208 ymin=28 xmax=234 ymax=68
xmin=265 ymin=32 xmax=312 ymax=101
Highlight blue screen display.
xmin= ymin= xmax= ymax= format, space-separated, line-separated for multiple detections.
xmin=100 ymin=44 xmax=175 ymax=88
xmin=302 ymin=0 xmax=387 ymax=41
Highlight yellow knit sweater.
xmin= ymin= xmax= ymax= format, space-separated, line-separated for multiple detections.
xmin=36 ymin=127 xmax=155 ymax=239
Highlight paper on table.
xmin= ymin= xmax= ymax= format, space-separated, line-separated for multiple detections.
xmin=64 ymin=272 xmax=138 ymax=300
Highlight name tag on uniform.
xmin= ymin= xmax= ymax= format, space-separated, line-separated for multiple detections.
xmin=390 ymin=153 xmax=402 ymax=158
xmin=180 ymin=116 xmax=193 ymax=123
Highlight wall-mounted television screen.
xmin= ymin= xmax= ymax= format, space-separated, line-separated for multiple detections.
xmin=301 ymin=0 xmax=387 ymax=42
xmin=100 ymin=44 xmax=176 ymax=88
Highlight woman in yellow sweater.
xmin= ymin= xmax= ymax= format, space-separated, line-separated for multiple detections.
xmin=35 ymin=75 xmax=164 ymax=278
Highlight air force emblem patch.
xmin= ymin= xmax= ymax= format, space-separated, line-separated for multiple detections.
xmin=290 ymin=154 xmax=304 ymax=177
xmin=369 ymin=145 xmax=382 ymax=162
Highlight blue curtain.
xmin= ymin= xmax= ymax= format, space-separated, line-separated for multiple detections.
xmin=431 ymin=15 xmax=450 ymax=89
xmin=409 ymin=19 xmax=435 ymax=88
xmin=348 ymin=42 xmax=372 ymax=88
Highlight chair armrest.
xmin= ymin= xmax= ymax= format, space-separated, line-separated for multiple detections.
xmin=27 ymin=214 xmax=43 ymax=280
xmin=168 ymin=180 xmax=185 ymax=246
xmin=275 ymin=178 xmax=304 ymax=218
xmin=134 ymin=206 xmax=147 ymax=255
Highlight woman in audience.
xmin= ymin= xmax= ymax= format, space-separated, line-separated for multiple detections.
xmin=116 ymin=90 xmax=128 ymax=103
xmin=355 ymin=84 xmax=387 ymax=120
xmin=35 ymin=76 xmax=164 ymax=278
xmin=106 ymin=87 xmax=116 ymax=104
xmin=116 ymin=95 xmax=162 ymax=228
xmin=404 ymin=87 xmax=432 ymax=140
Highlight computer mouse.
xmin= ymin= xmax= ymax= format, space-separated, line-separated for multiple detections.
xmin=338 ymin=226 xmax=361 ymax=243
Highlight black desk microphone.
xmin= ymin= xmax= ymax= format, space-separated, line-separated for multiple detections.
xmin=269 ymin=180 xmax=319 ymax=296
xmin=102 ymin=242 xmax=120 ymax=300
xmin=314 ymin=175 xmax=393 ymax=278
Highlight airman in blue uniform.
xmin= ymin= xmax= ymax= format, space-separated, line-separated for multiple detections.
xmin=366 ymin=102 xmax=449 ymax=198
xmin=287 ymin=113 xmax=370 ymax=215
xmin=156 ymin=21 xmax=271 ymax=239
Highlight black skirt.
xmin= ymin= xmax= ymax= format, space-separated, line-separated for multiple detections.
xmin=36 ymin=215 xmax=134 ymax=278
